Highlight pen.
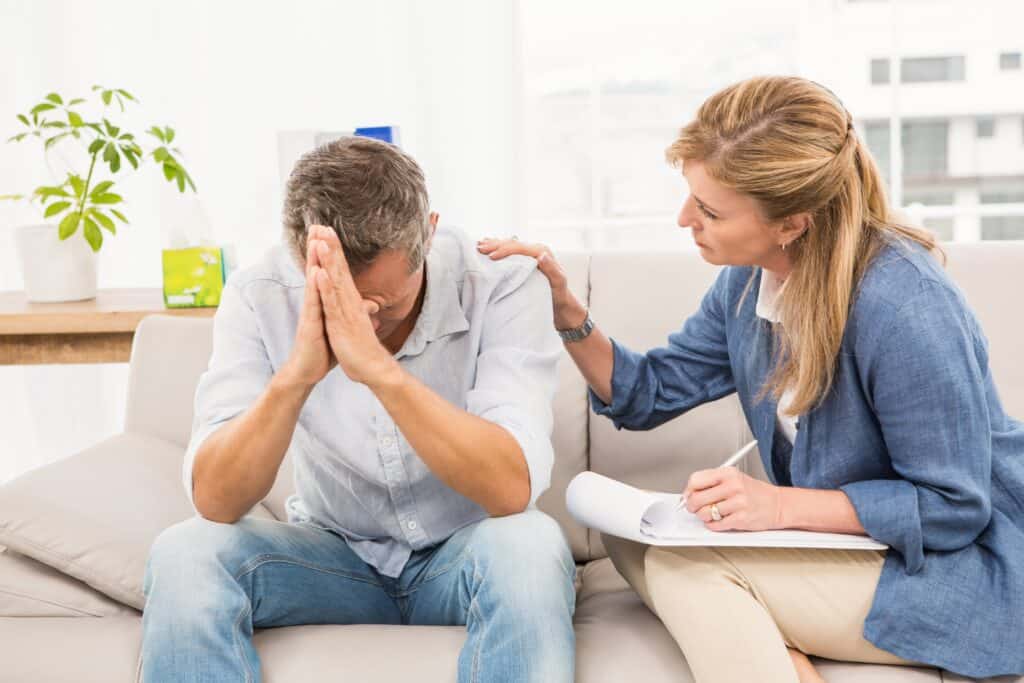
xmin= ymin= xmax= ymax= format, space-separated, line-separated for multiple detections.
xmin=674 ymin=439 xmax=759 ymax=511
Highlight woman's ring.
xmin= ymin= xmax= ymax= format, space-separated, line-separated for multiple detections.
xmin=710 ymin=503 xmax=723 ymax=522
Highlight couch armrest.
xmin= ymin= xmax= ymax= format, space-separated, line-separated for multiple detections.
xmin=125 ymin=314 xmax=213 ymax=448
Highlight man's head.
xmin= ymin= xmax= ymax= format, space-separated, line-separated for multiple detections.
xmin=283 ymin=136 xmax=437 ymax=344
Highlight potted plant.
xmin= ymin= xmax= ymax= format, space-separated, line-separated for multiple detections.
xmin=1 ymin=86 xmax=197 ymax=302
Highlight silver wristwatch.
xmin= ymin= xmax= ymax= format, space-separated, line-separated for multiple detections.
xmin=557 ymin=310 xmax=595 ymax=343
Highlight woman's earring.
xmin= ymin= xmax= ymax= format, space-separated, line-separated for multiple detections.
xmin=781 ymin=241 xmax=788 ymax=251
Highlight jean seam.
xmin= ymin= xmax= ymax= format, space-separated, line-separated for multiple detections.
xmin=468 ymin=569 xmax=485 ymax=683
xmin=232 ymin=554 xmax=384 ymax=589
xmin=233 ymin=601 xmax=254 ymax=683
xmin=407 ymin=543 xmax=474 ymax=592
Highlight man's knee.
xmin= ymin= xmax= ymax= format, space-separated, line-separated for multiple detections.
xmin=469 ymin=510 xmax=575 ymax=603
xmin=145 ymin=516 xmax=261 ymax=595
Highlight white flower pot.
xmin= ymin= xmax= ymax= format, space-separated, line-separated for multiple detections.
xmin=14 ymin=223 xmax=98 ymax=303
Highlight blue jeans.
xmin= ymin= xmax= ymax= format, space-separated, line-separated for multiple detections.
xmin=141 ymin=509 xmax=576 ymax=682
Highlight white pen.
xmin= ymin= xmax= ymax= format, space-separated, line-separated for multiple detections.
xmin=674 ymin=439 xmax=759 ymax=511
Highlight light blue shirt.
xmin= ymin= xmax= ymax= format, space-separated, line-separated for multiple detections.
xmin=591 ymin=238 xmax=1024 ymax=678
xmin=183 ymin=225 xmax=561 ymax=578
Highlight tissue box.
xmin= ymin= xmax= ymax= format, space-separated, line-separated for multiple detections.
xmin=161 ymin=246 xmax=235 ymax=308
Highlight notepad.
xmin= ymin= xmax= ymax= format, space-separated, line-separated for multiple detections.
xmin=565 ymin=471 xmax=887 ymax=550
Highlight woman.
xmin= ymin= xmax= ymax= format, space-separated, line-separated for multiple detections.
xmin=479 ymin=76 xmax=1024 ymax=682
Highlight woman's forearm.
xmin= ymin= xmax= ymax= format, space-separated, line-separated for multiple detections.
xmin=556 ymin=296 xmax=615 ymax=405
xmin=778 ymin=487 xmax=866 ymax=535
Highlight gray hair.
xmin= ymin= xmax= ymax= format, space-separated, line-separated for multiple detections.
xmin=282 ymin=136 xmax=431 ymax=273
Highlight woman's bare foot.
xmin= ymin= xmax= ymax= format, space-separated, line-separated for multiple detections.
xmin=787 ymin=648 xmax=825 ymax=683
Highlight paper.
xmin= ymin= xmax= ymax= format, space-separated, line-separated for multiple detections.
xmin=566 ymin=472 xmax=887 ymax=550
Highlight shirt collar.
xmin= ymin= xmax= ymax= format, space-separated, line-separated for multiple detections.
xmin=395 ymin=246 xmax=470 ymax=359
xmin=755 ymin=268 xmax=785 ymax=323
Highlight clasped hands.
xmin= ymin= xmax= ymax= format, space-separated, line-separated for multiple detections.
xmin=281 ymin=224 xmax=400 ymax=391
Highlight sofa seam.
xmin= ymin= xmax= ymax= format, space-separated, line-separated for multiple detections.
xmin=0 ymin=585 xmax=110 ymax=617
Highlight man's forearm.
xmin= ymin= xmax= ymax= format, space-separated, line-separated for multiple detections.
xmin=370 ymin=366 xmax=531 ymax=517
xmin=191 ymin=370 xmax=313 ymax=523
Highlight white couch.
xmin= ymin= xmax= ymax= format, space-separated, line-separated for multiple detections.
xmin=1 ymin=244 xmax=1022 ymax=682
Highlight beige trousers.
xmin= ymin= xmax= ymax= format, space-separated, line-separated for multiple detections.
xmin=602 ymin=535 xmax=916 ymax=683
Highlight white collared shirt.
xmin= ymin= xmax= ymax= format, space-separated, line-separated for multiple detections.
xmin=182 ymin=225 xmax=561 ymax=577
xmin=755 ymin=269 xmax=799 ymax=445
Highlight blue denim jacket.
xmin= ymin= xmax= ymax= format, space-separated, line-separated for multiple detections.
xmin=591 ymin=239 xmax=1024 ymax=678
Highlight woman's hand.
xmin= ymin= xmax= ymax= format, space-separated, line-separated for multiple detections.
xmin=476 ymin=237 xmax=587 ymax=330
xmin=683 ymin=466 xmax=785 ymax=532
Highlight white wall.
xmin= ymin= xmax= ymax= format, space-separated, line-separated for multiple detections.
xmin=0 ymin=0 xmax=523 ymax=481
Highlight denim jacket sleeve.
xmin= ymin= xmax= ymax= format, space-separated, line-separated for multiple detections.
xmin=840 ymin=279 xmax=993 ymax=573
xmin=590 ymin=268 xmax=736 ymax=431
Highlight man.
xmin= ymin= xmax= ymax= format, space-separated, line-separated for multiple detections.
xmin=141 ymin=137 xmax=575 ymax=682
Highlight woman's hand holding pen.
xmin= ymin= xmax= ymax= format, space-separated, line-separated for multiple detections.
xmin=683 ymin=466 xmax=785 ymax=533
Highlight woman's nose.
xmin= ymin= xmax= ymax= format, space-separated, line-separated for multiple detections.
xmin=677 ymin=198 xmax=696 ymax=229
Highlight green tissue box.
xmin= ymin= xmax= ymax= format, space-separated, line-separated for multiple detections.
xmin=161 ymin=246 xmax=236 ymax=308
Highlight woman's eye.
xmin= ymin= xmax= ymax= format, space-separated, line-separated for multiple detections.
xmin=699 ymin=205 xmax=718 ymax=220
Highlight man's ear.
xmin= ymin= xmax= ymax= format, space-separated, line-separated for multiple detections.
xmin=425 ymin=212 xmax=439 ymax=250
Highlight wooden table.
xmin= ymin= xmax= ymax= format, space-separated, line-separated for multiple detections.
xmin=0 ymin=289 xmax=217 ymax=365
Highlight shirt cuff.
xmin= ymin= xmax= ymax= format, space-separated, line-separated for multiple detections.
xmin=840 ymin=478 xmax=925 ymax=573
xmin=482 ymin=406 xmax=553 ymax=508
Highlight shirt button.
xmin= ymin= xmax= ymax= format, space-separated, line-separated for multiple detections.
xmin=407 ymin=520 xmax=418 ymax=531
xmin=381 ymin=436 xmax=394 ymax=447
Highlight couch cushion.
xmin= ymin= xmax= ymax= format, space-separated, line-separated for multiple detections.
xmin=0 ymin=432 xmax=274 ymax=610
xmin=943 ymin=242 xmax=1024 ymax=419
xmin=536 ymin=251 xmax=592 ymax=561
xmin=0 ymin=546 xmax=136 ymax=617
xmin=585 ymin=252 xmax=753 ymax=559
xmin=0 ymin=616 xmax=142 ymax=683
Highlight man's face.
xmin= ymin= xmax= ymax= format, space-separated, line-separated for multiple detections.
xmin=350 ymin=249 xmax=425 ymax=342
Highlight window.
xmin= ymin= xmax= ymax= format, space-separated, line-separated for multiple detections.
xmin=976 ymin=117 xmax=996 ymax=138
xmin=900 ymin=56 xmax=966 ymax=83
xmin=904 ymin=190 xmax=955 ymax=241
xmin=871 ymin=58 xmax=890 ymax=85
xmin=864 ymin=122 xmax=891 ymax=184
xmin=902 ymin=120 xmax=948 ymax=178
xmin=980 ymin=188 xmax=1024 ymax=240
xmin=1000 ymin=52 xmax=1022 ymax=70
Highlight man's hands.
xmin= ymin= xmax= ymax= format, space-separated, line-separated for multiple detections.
xmin=280 ymin=224 xmax=401 ymax=390
xmin=279 ymin=227 xmax=337 ymax=389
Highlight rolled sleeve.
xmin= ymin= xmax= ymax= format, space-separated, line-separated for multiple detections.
xmin=589 ymin=268 xmax=735 ymax=431
xmin=465 ymin=268 xmax=561 ymax=506
xmin=843 ymin=279 xmax=993 ymax=573
xmin=182 ymin=277 xmax=274 ymax=508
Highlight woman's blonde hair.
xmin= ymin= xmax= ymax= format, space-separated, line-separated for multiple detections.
xmin=666 ymin=76 xmax=943 ymax=416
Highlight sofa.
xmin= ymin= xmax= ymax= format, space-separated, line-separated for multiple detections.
xmin=1 ymin=243 xmax=1022 ymax=682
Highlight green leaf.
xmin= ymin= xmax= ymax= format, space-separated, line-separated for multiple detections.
xmin=89 ymin=181 xmax=114 ymax=197
xmin=153 ymin=147 xmax=169 ymax=162
xmin=83 ymin=216 xmax=103 ymax=251
xmin=86 ymin=123 xmax=103 ymax=136
xmin=16 ymin=114 xmax=29 ymax=126
xmin=35 ymin=185 xmax=70 ymax=198
xmin=147 ymin=126 xmax=166 ymax=143
xmin=44 ymin=132 xmax=69 ymax=149
xmin=101 ymin=90 xmax=112 ymax=106
xmin=176 ymin=171 xmax=185 ymax=192
xmin=67 ymin=111 xmax=83 ymax=127
xmin=110 ymin=208 xmax=129 ymax=223
xmin=163 ymin=163 xmax=176 ymax=181
xmin=68 ymin=175 xmax=85 ymax=198
xmin=122 ymin=148 xmax=139 ymax=169
xmin=89 ymin=208 xmax=116 ymax=234
xmin=88 ymin=138 xmax=105 ymax=155
xmin=115 ymin=89 xmax=136 ymax=102
xmin=91 ymin=193 xmax=123 ymax=205
xmin=58 ymin=212 xmax=80 ymax=239
xmin=30 ymin=103 xmax=55 ymax=115
xmin=7 ymin=133 xmax=29 ymax=143
xmin=164 ymin=126 xmax=175 ymax=144
xmin=92 ymin=85 xmax=103 ymax=92
xmin=45 ymin=93 xmax=63 ymax=105
xmin=44 ymin=201 xmax=71 ymax=218
xmin=67 ymin=98 xmax=86 ymax=106
xmin=42 ymin=121 xmax=67 ymax=128
xmin=103 ymin=142 xmax=121 ymax=173
xmin=0 ymin=193 xmax=26 ymax=201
